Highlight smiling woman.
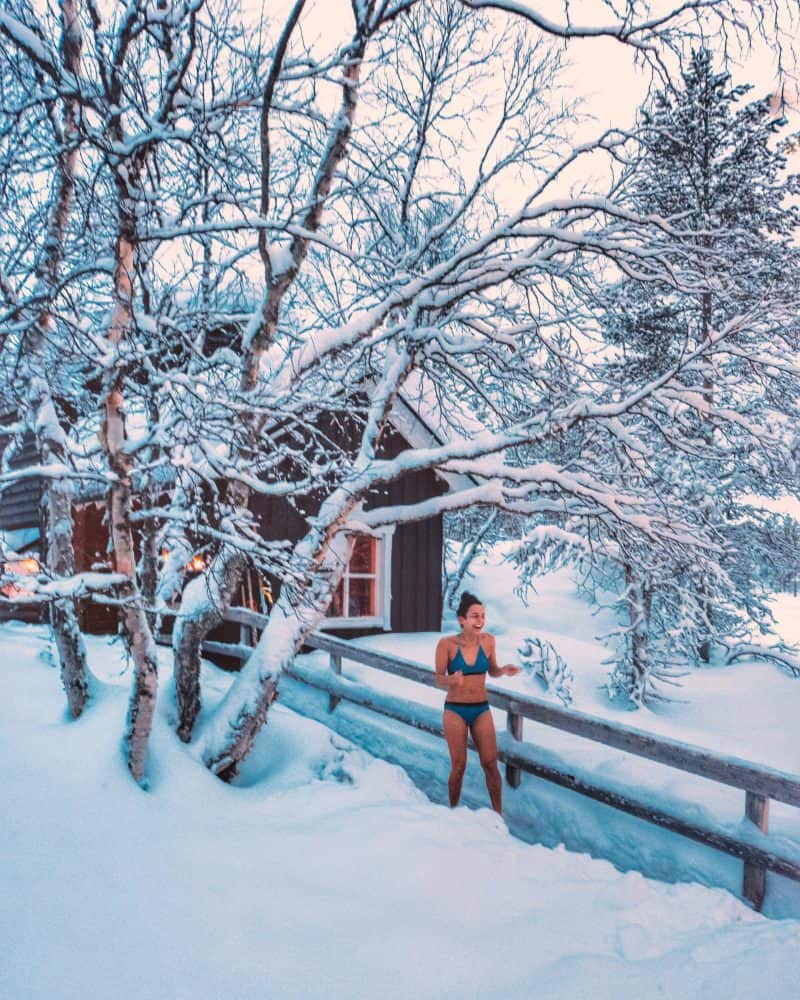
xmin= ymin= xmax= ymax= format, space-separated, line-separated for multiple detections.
xmin=434 ymin=590 xmax=521 ymax=815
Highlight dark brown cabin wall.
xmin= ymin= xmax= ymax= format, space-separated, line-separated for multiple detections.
xmin=390 ymin=513 xmax=443 ymax=633
xmin=0 ymin=600 xmax=46 ymax=624
xmin=244 ymin=426 xmax=446 ymax=636
xmin=375 ymin=424 xmax=446 ymax=634
xmin=1 ymin=401 xmax=451 ymax=641
xmin=375 ymin=444 xmax=445 ymax=633
xmin=249 ymin=491 xmax=308 ymax=545
xmin=245 ymin=489 xmax=308 ymax=610
xmin=73 ymin=501 xmax=118 ymax=635
xmin=0 ymin=492 xmax=41 ymax=529
xmin=0 ymin=424 xmax=42 ymax=531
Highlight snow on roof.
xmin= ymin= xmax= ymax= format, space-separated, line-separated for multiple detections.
xmin=0 ymin=526 xmax=40 ymax=555
xmin=400 ymin=366 xmax=487 ymax=441
xmin=388 ymin=389 xmax=478 ymax=493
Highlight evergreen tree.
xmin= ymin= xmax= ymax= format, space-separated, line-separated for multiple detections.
xmin=591 ymin=50 xmax=800 ymax=699
xmin=608 ymin=50 xmax=800 ymax=688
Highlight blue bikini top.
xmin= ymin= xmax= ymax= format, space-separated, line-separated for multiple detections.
xmin=448 ymin=643 xmax=489 ymax=676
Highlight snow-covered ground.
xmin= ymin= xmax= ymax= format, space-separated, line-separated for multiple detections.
xmin=280 ymin=548 xmax=799 ymax=922
xmin=2 ymin=557 xmax=800 ymax=999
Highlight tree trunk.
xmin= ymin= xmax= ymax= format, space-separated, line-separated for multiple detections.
xmin=698 ymin=82 xmax=715 ymax=663
xmin=625 ymin=563 xmax=650 ymax=704
xmin=139 ymin=524 xmax=159 ymax=634
xmin=173 ymin=547 xmax=248 ymax=742
xmin=171 ymin=472 xmax=252 ymax=741
xmin=41 ymin=449 xmax=90 ymax=717
xmin=108 ymin=441 xmax=160 ymax=783
xmin=102 ymin=182 xmax=159 ymax=784
xmin=137 ymin=475 xmax=161 ymax=635
xmin=201 ymin=525 xmax=354 ymax=780
xmin=200 ymin=591 xmax=317 ymax=782
xmin=25 ymin=381 xmax=91 ymax=717
xmin=172 ymin=16 xmax=369 ymax=752
xmin=22 ymin=0 xmax=90 ymax=716
xmin=697 ymin=287 xmax=715 ymax=663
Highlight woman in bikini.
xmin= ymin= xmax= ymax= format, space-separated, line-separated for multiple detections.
xmin=434 ymin=591 xmax=521 ymax=815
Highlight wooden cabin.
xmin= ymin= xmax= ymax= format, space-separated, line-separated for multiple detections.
xmin=0 ymin=398 xmax=468 ymax=652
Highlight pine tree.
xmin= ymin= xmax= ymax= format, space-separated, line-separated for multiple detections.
xmin=599 ymin=48 xmax=800 ymax=695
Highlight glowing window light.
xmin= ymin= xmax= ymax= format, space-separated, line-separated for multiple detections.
xmin=0 ymin=557 xmax=41 ymax=599
xmin=186 ymin=553 xmax=207 ymax=573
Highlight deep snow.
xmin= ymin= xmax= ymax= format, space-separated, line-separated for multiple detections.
xmin=276 ymin=553 xmax=800 ymax=922
xmin=2 ymin=558 xmax=800 ymax=1000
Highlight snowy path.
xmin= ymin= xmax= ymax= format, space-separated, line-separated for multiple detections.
xmin=2 ymin=623 xmax=799 ymax=1000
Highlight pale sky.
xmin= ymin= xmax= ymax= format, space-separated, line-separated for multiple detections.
xmin=258 ymin=0 xmax=799 ymax=183
xmin=262 ymin=0 xmax=797 ymax=115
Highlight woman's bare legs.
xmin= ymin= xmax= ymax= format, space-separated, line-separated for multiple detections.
xmin=471 ymin=710 xmax=502 ymax=814
xmin=443 ymin=709 xmax=468 ymax=807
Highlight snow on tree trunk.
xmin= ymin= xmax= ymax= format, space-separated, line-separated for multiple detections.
xmin=21 ymin=0 xmax=90 ymax=717
xmin=50 ymin=598 xmax=90 ymax=716
xmin=698 ymin=285 xmax=715 ymax=664
xmin=137 ymin=474 xmax=160 ymax=634
xmin=139 ymin=522 xmax=159 ymax=634
xmin=201 ymin=521 xmax=354 ymax=780
xmin=108 ymin=431 xmax=160 ymax=784
xmin=41 ymin=444 xmax=90 ymax=717
xmin=102 ymin=209 xmax=159 ymax=783
xmin=26 ymin=385 xmax=91 ymax=718
xmin=625 ymin=563 xmax=651 ymax=705
xmin=154 ymin=486 xmax=196 ymax=616
xmin=173 ymin=546 xmax=248 ymax=743
xmin=171 ymin=474 xmax=251 ymax=740
xmin=31 ymin=389 xmax=92 ymax=716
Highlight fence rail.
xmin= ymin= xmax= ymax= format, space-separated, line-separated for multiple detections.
xmin=208 ymin=608 xmax=800 ymax=911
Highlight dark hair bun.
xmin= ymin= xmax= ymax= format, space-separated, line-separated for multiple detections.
xmin=457 ymin=591 xmax=482 ymax=618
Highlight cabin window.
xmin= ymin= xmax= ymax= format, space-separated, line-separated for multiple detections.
xmin=325 ymin=529 xmax=393 ymax=629
xmin=0 ymin=556 xmax=40 ymax=599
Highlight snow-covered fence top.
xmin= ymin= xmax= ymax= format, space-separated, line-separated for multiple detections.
xmin=301 ymin=630 xmax=800 ymax=808
xmin=215 ymin=607 xmax=800 ymax=911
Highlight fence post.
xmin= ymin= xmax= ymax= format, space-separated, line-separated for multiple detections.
xmin=505 ymin=708 xmax=523 ymax=788
xmin=742 ymin=791 xmax=770 ymax=911
xmin=328 ymin=653 xmax=342 ymax=712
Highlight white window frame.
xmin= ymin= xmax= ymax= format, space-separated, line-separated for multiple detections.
xmin=323 ymin=525 xmax=394 ymax=630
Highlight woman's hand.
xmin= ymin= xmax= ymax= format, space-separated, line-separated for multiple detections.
xmin=450 ymin=670 xmax=464 ymax=688
xmin=502 ymin=664 xmax=521 ymax=677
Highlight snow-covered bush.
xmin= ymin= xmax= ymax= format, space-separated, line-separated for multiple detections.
xmin=518 ymin=636 xmax=574 ymax=707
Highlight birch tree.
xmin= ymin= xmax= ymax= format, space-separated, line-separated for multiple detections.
xmin=0 ymin=0 xmax=93 ymax=716
xmin=2 ymin=0 xmax=213 ymax=780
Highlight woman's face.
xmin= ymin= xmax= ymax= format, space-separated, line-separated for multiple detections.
xmin=459 ymin=603 xmax=486 ymax=635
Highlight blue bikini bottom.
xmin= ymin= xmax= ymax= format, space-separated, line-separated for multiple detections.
xmin=444 ymin=701 xmax=490 ymax=726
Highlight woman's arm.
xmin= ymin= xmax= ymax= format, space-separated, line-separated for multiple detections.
xmin=486 ymin=634 xmax=521 ymax=678
xmin=434 ymin=637 xmax=464 ymax=690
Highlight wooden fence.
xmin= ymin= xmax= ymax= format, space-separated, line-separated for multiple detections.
xmin=213 ymin=607 xmax=800 ymax=912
